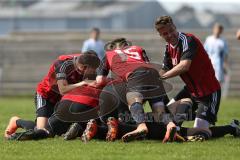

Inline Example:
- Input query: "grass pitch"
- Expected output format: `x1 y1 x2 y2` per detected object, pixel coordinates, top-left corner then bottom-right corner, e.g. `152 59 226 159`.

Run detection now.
0 97 240 160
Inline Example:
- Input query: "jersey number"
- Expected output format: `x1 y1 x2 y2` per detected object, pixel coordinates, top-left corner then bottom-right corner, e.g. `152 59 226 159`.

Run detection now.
115 48 141 61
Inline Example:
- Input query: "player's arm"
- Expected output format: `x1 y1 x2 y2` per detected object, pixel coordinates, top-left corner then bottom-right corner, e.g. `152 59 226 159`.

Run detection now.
159 46 173 76
54 60 88 95
161 60 192 79
161 37 197 80
96 56 110 85
57 80 87 95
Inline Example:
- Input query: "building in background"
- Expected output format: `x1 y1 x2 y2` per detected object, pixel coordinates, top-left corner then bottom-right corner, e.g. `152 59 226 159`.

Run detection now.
0 0 168 35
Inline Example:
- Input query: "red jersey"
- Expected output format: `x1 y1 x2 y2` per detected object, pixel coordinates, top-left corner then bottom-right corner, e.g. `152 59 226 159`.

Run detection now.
162 32 220 98
36 54 84 104
61 86 101 107
98 45 152 80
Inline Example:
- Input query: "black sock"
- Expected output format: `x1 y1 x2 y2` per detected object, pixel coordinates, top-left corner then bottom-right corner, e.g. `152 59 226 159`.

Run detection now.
210 125 235 138
16 119 36 130
31 129 49 140
180 127 211 139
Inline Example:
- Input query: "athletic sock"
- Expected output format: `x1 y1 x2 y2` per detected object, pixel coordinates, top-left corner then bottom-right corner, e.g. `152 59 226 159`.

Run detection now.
175 102 192 123
210 125 235 138
129 102 145 124
180 127 211 139
16 119 36 130
31 129 49 140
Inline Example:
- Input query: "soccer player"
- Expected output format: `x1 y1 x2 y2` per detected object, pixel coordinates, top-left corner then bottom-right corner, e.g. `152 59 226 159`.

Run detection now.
63 97 240 143
95 37 173 141
7 87 240 142
4 51 100 138
6 84 101 141
155 16 221 131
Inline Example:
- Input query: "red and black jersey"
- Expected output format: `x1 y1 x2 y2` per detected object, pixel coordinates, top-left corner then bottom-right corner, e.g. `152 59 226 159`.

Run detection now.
36 54 84 104
61 86 101 107
162 32 220 98
97 45 152 80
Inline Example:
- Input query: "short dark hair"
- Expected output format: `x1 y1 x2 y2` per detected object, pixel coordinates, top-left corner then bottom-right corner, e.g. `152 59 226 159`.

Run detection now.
77 51 100 68
91 27 100 33
104 38 132 51
155 16 174 28
83 50 98 57
213 23 224 30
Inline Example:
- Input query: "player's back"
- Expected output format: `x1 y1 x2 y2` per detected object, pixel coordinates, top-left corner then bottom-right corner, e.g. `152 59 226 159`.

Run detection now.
105 45 151 79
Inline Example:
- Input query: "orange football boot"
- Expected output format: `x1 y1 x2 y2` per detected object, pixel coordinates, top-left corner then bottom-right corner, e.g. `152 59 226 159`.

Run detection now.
106 117 118 142
81 119 98 142
4 116 20 138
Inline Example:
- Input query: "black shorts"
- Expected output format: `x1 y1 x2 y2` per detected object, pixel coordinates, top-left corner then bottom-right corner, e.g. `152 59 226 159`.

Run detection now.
194 89 221 125
54 100 96 122
173 86 192 101
35 93 55 118
126 67 167 99
46 100 93 136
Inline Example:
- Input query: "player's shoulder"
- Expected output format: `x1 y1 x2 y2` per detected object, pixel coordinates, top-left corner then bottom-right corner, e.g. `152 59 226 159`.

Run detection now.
127 45 144 53
179 32 200 44
179 32 195 40
83 38 93 44
57 53 81 61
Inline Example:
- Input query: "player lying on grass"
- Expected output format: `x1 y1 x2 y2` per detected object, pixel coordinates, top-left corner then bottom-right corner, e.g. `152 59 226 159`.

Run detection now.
8 94 240 142
62 81 239 143
95 37 177 141
66 95 240 143
5 83 104 141
4 51 100 139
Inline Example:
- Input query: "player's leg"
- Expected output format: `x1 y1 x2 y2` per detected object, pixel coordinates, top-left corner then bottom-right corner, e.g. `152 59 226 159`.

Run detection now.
179 127 212 142
167 86 191 106
35 93 55 129
167 98 194 126
9 100 93 141
210 119 240 138
4 116 21 138
193 90 221 129
54 100 92 140
7 114 70 141
179 119 240 142
124 91 148 134
98 84 122 123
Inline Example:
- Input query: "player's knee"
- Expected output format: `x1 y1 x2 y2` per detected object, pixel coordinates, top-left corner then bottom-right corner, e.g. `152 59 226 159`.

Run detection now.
36 117 48 129
126 92 143 106
180 98 192 105
194 118 210 128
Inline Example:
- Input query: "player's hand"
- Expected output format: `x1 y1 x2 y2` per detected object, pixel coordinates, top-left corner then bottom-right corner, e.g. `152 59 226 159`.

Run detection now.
86 80 98 88
96 76 108 85
78 81 88 87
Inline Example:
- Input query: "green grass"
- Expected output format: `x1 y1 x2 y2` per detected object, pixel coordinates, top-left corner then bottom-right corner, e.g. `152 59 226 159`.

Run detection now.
0 97 240 160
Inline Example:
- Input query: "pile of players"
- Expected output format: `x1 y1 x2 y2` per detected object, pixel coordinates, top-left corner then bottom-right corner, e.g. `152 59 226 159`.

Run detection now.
4 16 240 143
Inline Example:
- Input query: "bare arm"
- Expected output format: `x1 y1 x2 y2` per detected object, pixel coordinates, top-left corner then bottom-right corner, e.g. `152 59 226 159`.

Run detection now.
161 60 192 80
159 69 167 76
57 79 87 95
